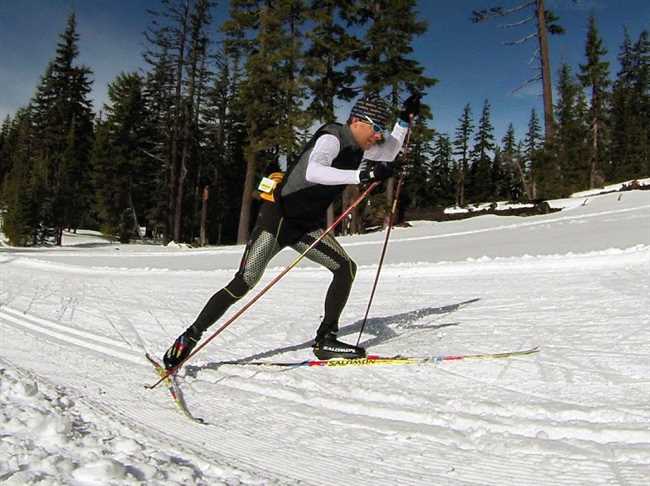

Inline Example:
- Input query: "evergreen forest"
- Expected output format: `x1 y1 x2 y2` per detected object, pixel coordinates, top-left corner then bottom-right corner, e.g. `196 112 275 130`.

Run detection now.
0 1 647 247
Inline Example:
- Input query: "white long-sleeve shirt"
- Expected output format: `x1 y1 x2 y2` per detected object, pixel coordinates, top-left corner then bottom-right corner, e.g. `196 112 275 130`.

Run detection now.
305 121 409 185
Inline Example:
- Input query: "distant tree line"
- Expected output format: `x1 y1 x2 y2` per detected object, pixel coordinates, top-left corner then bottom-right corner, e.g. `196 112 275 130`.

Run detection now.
444 13 649 207
0 2 647 247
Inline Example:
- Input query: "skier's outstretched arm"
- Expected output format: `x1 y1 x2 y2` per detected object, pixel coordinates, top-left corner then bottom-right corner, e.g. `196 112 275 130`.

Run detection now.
364 93 422 162
305 134 361 185
362 121 409 162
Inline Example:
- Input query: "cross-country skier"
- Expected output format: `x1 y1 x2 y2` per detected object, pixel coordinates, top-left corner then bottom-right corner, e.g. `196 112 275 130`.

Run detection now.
163 93 421 369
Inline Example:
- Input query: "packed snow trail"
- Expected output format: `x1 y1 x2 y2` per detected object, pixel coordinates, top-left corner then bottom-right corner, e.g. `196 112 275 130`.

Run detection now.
2 190 648 270
1 189 649 485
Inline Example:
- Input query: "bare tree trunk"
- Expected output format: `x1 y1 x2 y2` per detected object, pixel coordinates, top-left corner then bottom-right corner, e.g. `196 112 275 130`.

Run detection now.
168 0 190 242
325 69 336 230
456 162 466 207
174 2 208 243
340 187 351 235
383 177 394 228
173 108 189 242
128 187 141 238
200 186 208 246
536 0 554 140
340 186 360 235
237 152 257 244
511 155 533 201
326 204 334 229
348 185 360 233
590 117 599 188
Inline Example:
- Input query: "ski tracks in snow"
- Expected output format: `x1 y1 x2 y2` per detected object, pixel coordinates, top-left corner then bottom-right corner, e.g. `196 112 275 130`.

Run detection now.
1 200 650 484
2 254 650 484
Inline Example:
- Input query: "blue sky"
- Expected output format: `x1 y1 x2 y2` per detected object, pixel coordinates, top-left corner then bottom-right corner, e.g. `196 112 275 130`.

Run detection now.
0 0 648 143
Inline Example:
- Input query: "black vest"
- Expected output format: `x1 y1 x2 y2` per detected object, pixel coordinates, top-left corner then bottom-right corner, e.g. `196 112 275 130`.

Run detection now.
280 123 364 229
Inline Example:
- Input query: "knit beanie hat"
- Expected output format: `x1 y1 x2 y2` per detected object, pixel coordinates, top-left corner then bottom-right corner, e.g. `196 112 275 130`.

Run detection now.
349 94 391 131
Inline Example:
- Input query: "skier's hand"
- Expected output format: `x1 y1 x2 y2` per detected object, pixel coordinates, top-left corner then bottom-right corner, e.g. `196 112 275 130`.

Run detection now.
399 93 422 123
359 162 394 184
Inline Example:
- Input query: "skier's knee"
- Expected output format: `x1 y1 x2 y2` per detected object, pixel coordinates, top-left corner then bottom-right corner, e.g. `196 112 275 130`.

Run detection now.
348 259 357 282
224 275 251 300
334 258 356 285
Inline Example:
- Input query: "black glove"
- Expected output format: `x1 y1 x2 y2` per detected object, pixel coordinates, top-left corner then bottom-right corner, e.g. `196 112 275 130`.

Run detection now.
399 93 422 123
359 162 394 184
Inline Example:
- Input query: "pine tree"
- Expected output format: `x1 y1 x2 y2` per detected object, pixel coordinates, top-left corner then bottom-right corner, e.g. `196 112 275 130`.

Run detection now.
142 0 217 243
199 54 228 246
524 109 562 199
610 29 636 181
611 29 650 181
175 0 213 243
92 72 152 242
468 99 496 202
28 13 95 245
144 0 190 243
633 30 650 177
91 121 117 235
357 0 436 227
1 108 53 245
472 1 566 140
525 109 543 199
554 63 589 192
403 118 435 209
232 0 310 243
302 0 362 230
430 133 455 206
200 47 247 245
142 37 175 240
162 0 191 243
489 147 504 200
578 14 610 188
221 58 248 244
357 0 435 97
501 124 529 201
0 115 12 187
533 140 564 199
453 104 474 207
2 110 32 245
303 0 359 123
215 5 258 245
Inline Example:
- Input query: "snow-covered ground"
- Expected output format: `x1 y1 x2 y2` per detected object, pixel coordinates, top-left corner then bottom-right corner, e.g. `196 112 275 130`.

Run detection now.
444 177 650 214
1 189 649 485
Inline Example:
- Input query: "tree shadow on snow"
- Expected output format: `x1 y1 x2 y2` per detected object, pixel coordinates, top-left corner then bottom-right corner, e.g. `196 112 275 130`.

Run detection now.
191 298 480 372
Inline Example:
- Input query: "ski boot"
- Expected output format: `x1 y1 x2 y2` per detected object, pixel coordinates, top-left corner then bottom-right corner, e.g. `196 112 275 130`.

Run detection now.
163 327 201 370
312 332 366 360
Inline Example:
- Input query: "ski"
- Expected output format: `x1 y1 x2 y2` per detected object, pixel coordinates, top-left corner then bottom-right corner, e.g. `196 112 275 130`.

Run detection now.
144 353 205 424
211 346 540 368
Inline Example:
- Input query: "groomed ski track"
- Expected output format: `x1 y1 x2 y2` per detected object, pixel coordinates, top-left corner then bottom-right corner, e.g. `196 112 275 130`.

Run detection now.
1 190 649 485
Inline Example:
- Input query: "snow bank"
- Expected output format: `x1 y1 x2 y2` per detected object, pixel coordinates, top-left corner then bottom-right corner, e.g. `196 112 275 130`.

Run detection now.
444 201 538 214
0 364 247 485
165 241 193 249
444 177 650 214
570 177 650 198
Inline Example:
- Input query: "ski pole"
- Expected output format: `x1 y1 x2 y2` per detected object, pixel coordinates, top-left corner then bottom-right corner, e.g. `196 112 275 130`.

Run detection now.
147 180 380 389
356 116 414 346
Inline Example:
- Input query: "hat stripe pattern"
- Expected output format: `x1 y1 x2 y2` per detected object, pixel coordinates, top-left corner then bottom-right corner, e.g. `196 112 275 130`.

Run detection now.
350 95 391 130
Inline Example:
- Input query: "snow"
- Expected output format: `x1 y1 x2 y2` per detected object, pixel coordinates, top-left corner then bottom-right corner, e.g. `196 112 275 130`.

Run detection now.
443 177 650 214
570 177 650 198
0 366 239 485
1 188 649 485
444 201 536 213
